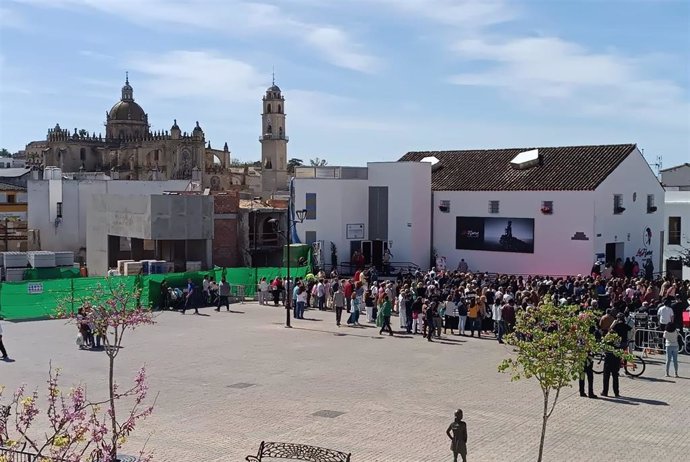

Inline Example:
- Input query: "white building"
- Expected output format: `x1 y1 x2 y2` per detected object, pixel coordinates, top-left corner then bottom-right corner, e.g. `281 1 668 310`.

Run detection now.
295 144 665 277
661 163 690 280
293 162 432 271
28 168 191 261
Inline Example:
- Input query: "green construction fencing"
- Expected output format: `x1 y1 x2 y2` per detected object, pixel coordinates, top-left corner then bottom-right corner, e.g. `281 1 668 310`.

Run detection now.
0 265 311 321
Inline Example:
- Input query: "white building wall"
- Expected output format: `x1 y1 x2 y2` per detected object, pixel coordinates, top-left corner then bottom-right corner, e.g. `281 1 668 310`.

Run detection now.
368 162 431 269
28 178 190 257
433 190 595 275
593 148 665 274
294 162 432 270
663 190 690 280
293 178 367 267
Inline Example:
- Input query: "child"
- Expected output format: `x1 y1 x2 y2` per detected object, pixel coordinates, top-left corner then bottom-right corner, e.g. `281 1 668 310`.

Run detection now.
446 409 468 462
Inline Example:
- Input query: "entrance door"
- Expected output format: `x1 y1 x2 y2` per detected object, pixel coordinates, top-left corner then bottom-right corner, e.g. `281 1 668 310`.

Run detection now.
666 259 682 279
605 242 624 264
361 240 372 265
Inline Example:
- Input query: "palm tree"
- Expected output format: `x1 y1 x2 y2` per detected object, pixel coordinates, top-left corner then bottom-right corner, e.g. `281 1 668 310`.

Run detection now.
310 157 328 167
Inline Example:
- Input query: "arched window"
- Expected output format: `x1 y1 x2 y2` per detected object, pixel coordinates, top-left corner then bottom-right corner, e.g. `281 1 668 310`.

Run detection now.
267 124 272 134
278 104 282 113
80 148 86 161
279 127 283 137
267 104 272 113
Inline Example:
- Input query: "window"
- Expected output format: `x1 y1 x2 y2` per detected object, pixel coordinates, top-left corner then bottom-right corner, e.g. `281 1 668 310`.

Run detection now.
541 200 553 214
668 216 681 245
80 148 86 161
613 194 624 214
278 104 282 113
56 202 63 218
7 194 16 204
267 104 272 113
305 231 317 245
646 194 656 213
305 193 316 220
488 200 499 214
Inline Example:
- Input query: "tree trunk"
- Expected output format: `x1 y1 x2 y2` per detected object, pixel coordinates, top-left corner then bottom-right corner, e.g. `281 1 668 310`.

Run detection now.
109 354 117 462
538 391 549 462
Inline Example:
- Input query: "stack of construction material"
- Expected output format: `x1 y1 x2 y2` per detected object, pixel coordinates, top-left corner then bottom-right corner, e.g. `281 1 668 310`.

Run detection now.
117 260 134 275
123 261 143 276
28 251 56 268
54 251 75 267
2 251 28 269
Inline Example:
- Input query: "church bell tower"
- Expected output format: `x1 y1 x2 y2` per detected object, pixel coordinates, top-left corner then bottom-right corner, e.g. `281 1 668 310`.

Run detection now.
260 78 288 195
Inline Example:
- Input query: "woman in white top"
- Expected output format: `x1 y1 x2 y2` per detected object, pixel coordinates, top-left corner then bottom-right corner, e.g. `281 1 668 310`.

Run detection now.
444 297 459 335
663 322 680 378
258 277 269 305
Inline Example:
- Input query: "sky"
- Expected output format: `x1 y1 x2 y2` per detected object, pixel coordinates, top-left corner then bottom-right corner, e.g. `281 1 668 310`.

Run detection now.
0 0 688 168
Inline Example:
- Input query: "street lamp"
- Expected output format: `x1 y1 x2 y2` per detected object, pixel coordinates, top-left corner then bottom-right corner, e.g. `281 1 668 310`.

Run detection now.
269 207 307 328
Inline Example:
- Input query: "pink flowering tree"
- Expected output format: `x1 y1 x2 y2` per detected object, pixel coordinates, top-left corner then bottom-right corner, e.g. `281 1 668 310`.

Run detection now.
0 365 154 462
0 278 159 462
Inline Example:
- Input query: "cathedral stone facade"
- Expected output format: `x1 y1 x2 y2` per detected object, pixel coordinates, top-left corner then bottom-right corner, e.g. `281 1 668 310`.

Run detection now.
23 75 290 196
23 76 236 191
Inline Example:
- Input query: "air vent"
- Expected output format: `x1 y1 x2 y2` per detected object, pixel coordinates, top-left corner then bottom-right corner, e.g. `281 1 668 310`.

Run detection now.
510 149 540 170
420 156 442 171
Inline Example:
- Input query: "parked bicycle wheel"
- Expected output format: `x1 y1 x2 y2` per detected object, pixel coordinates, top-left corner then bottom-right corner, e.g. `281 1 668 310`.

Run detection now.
683 333 690 355
592 354 605 375
624 355 646 377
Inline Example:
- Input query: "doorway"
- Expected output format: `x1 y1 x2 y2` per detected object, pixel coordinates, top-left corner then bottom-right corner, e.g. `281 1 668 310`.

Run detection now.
666 259 682 279
605 242 624 264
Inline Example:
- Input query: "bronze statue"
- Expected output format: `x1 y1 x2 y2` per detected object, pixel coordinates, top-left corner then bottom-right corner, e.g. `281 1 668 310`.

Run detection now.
446 408 467 462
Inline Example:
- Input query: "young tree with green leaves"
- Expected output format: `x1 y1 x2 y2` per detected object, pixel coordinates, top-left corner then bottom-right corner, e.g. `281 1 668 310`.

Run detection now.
498 303 621 462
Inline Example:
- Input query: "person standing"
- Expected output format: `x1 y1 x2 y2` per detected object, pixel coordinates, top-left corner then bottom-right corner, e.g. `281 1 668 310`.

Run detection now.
258 277 269 305
444 296 459 335
182 278 198 314
663 322 680 378
333 286 345 327
579 353 597 398
316 279 326 311
467 296 480 338
343 279 353 313
379 295 393 336
446 409 468 462
215 277 230 312
202 275 210 304
0 320 9 360
295 286 307 319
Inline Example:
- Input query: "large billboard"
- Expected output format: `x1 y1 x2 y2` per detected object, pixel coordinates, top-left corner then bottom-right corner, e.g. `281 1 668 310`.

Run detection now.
456 217 535 253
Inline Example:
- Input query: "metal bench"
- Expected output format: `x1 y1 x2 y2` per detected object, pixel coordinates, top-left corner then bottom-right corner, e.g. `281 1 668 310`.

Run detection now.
246 441 351 462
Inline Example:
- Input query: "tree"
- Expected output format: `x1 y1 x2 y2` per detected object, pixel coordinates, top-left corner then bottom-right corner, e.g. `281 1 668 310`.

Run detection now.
0 148 11 158
309 157 327 167
498 303 622 462
287 158 303 173
230 159 261 168
1 365 154 462
53 279 156 462
78 129 89 138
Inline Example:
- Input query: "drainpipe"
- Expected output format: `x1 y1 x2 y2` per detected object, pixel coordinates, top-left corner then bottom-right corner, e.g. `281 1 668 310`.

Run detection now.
430 191 435 271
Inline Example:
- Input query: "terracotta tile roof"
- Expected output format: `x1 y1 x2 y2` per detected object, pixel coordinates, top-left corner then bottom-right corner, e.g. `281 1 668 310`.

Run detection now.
399 144 637 191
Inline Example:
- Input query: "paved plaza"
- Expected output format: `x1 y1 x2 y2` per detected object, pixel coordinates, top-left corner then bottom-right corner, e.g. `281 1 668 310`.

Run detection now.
1 302 689 461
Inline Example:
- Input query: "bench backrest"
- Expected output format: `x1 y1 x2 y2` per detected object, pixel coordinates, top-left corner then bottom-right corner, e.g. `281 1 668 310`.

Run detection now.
259 441 351 462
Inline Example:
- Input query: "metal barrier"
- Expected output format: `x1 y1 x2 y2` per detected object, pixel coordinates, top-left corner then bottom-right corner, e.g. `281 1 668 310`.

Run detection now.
0 447 51 462
631 327 666 356
229 284 247 304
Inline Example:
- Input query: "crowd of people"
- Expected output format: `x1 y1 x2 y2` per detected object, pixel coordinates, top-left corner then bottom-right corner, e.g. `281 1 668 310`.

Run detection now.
258 264 689 393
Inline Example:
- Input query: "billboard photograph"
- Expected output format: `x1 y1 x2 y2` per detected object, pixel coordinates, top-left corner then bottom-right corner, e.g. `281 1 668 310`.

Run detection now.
456 217 535 253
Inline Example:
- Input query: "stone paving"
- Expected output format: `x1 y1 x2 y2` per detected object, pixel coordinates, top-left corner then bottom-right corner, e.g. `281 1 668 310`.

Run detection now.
1 302 689 461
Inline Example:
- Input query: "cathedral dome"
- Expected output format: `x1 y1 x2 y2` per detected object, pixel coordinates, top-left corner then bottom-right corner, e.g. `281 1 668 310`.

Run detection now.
267 84 281 92
108 73 147 122
108 100 146 122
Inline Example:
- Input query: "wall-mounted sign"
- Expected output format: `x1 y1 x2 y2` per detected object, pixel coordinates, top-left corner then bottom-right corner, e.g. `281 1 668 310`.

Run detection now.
346 223 364 240
28 282 43 295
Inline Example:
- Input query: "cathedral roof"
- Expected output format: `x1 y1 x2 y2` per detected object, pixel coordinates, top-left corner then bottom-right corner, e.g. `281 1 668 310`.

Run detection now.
108 73 147 123
108 100 146 122
267 84 281 92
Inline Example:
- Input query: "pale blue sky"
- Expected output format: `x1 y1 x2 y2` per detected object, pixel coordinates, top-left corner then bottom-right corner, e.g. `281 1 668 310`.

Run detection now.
1 0 688 168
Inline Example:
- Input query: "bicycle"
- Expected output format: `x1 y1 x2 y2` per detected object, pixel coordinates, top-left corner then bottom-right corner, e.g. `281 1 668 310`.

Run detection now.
592 349 646 377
